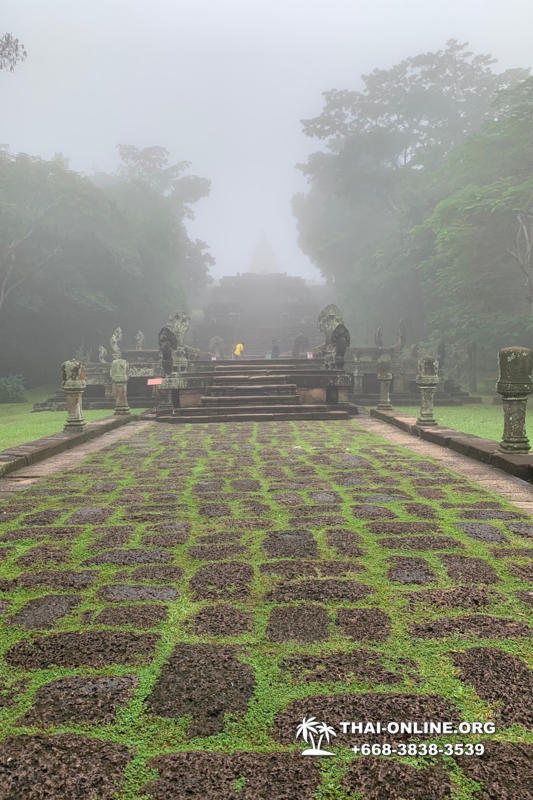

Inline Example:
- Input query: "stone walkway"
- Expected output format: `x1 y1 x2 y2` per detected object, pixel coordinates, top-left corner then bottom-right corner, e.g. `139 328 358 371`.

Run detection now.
359 416 533 515
0 420 153 497
0 419 531 799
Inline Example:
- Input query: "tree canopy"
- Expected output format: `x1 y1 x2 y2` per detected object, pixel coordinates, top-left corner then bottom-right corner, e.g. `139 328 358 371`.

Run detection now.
0 33 27 72
0 147 213 382
293 41 532 377
417 78 533 357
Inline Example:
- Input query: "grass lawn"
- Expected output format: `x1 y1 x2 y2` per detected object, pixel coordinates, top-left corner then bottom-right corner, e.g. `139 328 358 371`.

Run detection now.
387 399 533 442
0 385 126 451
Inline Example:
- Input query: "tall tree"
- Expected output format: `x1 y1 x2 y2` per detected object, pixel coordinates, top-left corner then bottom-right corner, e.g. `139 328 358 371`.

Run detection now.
0 146 213 381
293 41 529 344
0 33 27 71
417 77 533 354
105 144 214 298
301 40 526 167
0 151 130 318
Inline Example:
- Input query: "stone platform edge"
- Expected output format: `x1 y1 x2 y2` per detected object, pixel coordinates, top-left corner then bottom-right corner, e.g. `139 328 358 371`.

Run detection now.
0 415 139 478
370 408 533 483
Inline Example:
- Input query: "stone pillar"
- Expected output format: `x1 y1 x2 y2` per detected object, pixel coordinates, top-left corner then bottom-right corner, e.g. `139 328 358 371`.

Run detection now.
110 358 130 415
158 379 175 415
61 359 87 432
377 353 393 410
496 346 533 453
157 374 189 416
416 356 439 426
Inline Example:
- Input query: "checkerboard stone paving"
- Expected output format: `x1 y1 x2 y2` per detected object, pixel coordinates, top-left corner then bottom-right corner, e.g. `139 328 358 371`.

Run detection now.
0 419 531 799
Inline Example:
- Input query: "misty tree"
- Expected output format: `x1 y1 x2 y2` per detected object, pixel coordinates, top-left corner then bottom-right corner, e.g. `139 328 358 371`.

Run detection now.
0 150 141 379
0 33 27 72
117 144 210 208
507 209 533 314
106 144 214 295
417 77 533 360
301 40 527 167
0 146 213 381
0 152 109 317
293 40 529 349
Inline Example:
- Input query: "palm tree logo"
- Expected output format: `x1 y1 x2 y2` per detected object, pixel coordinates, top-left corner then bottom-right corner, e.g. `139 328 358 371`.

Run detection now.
295 716 337 756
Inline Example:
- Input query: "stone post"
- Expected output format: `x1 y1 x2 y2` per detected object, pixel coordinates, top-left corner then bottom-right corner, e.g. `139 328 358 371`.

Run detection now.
416 356 439 426
376 353 393 410
496 346 533 453
157 374 189 416
158 378 175 415
61 359 87 432
110 358 130 415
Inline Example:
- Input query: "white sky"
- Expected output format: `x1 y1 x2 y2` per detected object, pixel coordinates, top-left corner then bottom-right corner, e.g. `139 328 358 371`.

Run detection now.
3 0 533 279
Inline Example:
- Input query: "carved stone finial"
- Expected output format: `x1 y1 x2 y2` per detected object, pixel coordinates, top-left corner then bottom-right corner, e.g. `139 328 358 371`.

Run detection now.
98 345 108 364
110 327 122 360
135 330 145 350
110 358 129 384
61 359 86 389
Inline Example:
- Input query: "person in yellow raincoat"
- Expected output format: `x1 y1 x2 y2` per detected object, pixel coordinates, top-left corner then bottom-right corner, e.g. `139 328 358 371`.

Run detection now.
233 342 244 359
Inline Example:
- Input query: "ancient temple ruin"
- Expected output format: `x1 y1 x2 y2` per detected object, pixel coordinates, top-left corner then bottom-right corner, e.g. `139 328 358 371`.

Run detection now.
190 270 333 356
34 289 480 417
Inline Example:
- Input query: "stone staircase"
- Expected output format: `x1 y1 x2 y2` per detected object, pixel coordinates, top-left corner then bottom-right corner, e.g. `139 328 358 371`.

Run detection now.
157 358 356 423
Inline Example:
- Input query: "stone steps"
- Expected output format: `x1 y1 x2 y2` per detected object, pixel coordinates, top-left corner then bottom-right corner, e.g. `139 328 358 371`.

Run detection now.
208 383 298 395
200 394 300 406
209 366 317 373
155 356 356 424
158 409 351 423
179 403 327 416
211 374 292 384
208 358 314 367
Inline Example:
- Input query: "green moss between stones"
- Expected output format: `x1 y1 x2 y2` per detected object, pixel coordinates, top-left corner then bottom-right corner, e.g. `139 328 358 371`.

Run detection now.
0 419 531 800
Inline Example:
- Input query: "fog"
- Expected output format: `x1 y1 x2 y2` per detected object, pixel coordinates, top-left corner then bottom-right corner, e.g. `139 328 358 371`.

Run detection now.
3 0 533 279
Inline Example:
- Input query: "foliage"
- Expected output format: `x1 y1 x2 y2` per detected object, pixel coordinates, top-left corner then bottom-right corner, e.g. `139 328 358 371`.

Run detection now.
293 40 531 368
0 33 27 72
116 144 211 212
0 374 25 403
0 146 213 382
301 40 525 160
416 78 533 367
